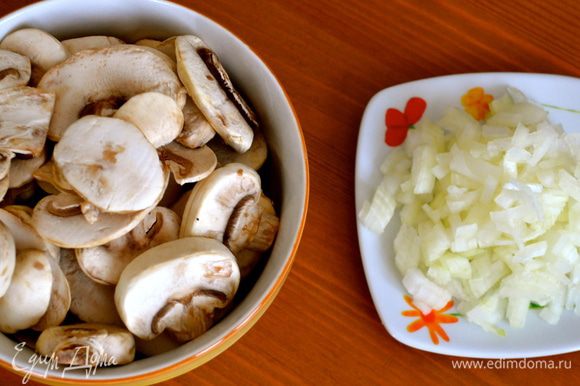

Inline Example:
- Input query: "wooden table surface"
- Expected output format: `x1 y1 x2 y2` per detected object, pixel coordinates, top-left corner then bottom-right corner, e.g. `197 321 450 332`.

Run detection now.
1 0 580 385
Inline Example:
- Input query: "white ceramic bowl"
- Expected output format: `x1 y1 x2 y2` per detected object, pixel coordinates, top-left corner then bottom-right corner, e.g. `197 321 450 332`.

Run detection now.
0 0 309 384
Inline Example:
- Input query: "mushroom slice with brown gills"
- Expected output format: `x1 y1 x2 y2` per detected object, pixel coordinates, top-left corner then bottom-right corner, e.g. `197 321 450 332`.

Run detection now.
176 97 216 149
8 150 46 189
38 45 186 140
136 37 177 61
0 28 69 84
0 249 70 333
176 35 255 153
115 237 240 341
0 86 55 157
209 128 268 170
53 116 166 213
0 221 16 297
0 49 31 90
114 92 184 148
159 142 217 185
180 163 261 240
59 249 122 324
36 324 135 365
0 207 59 260
32 192 157 248
61 36 124 54
231 195 280 278
76 207 180 285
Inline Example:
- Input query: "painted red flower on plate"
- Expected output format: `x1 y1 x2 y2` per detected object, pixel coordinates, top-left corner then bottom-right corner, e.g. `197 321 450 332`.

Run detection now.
385 97 427 147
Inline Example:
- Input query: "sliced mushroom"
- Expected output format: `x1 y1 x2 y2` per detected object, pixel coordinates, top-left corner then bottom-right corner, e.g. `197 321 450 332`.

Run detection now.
175 35 254 153
176 97 216 149
115 236 240 341
224 193 279 277
0 49 31 90
59 249 121 324
33 161 60 194
0 175 8 202
0 28 69 84
180 163 261 240
53 116 166 213
223 196 262 254
246 194 280 252
0 221 16 297
32 192 157 248
0 207 59 260
209 128 268 170
76 207 180 285
38 45 186 140
114 92 184 148
33 254 71 331
0 249 68 333
159 142 217 185
36 324 135 365
0 150 14 180
0 86 55 157
8 151 46 189
61 36 124 54
136 37 176 61
51 161 74 193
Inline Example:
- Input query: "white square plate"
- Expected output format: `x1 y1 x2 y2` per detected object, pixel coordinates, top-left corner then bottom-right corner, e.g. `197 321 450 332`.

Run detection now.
355 73 580 358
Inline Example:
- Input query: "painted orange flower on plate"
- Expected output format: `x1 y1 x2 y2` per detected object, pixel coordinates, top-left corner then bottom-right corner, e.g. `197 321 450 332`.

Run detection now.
402 295 459 345
461 87 493 121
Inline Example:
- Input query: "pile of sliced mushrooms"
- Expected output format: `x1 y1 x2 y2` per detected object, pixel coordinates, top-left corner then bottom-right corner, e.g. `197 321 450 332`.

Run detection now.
0 29 279 366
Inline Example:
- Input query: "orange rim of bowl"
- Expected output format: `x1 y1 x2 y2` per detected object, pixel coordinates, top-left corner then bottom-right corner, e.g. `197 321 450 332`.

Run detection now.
0 1 310 384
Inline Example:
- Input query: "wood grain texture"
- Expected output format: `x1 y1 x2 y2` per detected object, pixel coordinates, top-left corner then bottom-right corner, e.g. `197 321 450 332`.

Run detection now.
1 0 580 385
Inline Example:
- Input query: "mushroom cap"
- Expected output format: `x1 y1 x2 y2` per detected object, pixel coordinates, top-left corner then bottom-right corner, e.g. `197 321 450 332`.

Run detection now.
38 45 186 140
61 36 124 54
0 249 53 333
159 142 217 185
0 207 59 260
53 116 166 213
8 151 46 189
59 249 122 325
0 221 16 297
76 207 180 285
36 324 135 365
115 237 240 341
0 28 69 84
209 128 268 170
0 49 31 90
176 97 216 149
0 86 55 157
175 35 254 153
114 92 184 148
32 192 157 248
180 163 261 241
